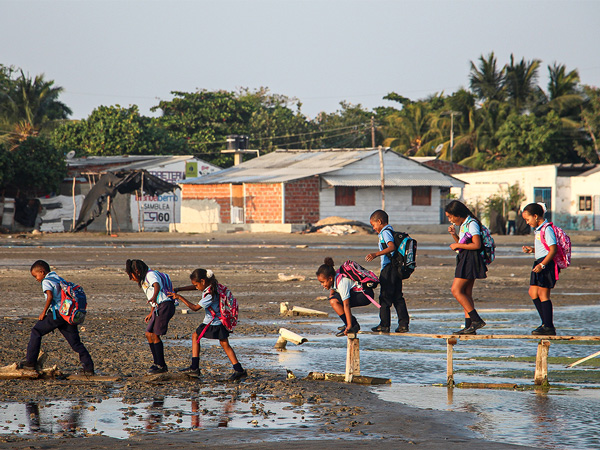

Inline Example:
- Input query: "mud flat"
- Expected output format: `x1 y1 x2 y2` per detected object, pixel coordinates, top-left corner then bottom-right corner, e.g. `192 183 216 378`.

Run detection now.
1 231 597 449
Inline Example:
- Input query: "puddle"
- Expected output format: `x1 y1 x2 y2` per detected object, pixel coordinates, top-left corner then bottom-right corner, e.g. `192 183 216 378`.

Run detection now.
229 305 600 450
0 392 316 439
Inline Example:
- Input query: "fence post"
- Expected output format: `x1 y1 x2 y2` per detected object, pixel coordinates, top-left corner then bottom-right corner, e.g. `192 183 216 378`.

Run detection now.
345 334 360 382
447 337 458 386
534 340 551 385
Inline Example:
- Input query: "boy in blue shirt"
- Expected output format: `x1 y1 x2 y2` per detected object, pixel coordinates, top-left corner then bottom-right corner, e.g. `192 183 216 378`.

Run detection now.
365 210 410 333
22 260 94 375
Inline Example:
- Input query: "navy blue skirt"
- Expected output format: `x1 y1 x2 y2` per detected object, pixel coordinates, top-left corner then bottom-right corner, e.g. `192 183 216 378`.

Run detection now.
196 323 230 340
455 249 488 279
530 258 558 289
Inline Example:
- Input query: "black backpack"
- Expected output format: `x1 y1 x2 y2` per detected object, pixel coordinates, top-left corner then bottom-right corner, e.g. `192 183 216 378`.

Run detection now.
387 231 417 279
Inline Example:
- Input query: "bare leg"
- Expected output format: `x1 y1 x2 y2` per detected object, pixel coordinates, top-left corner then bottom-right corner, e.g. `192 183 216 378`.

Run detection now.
220 339 239 365
451 278 476 315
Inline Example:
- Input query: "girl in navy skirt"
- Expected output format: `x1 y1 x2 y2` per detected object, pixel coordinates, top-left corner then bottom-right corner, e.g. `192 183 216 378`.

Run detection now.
522 203 558 336
171 268 247 382
126 259 176 374
445 200 487 335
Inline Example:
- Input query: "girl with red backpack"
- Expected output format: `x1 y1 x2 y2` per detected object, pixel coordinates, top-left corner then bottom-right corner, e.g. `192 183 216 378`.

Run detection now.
170 268 247 382
445 200 488 335
316 257 375 337
522 203 559 336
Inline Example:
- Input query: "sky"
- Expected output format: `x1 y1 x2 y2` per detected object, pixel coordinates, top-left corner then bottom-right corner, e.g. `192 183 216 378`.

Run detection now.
1 0 599 120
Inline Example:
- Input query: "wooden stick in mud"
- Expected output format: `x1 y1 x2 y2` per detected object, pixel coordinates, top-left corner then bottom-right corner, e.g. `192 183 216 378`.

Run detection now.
565 350 600 368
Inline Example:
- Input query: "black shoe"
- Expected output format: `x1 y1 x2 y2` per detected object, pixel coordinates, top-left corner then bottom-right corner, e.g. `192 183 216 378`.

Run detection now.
228 369 247 382
371 325 390 333
180 366 201 377
395 325 409 333
19 361 37 371
347 323 360 335
338 324 346 331
457 320 486 335
335 329 347 337
82 369 95 376
148 365 168 374
532 325 556 336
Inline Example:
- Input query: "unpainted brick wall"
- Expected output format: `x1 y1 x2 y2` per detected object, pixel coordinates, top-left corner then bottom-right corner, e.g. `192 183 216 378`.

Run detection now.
284 177 320 223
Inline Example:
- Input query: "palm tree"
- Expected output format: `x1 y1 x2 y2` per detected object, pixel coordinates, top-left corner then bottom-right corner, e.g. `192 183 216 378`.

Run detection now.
469 52 506 103
503 54 542 113
0 70 71 150
381 102 439 155
545 63 584 117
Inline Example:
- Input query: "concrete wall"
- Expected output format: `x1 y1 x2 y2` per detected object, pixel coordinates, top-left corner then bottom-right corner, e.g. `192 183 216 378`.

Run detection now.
181 184 232 224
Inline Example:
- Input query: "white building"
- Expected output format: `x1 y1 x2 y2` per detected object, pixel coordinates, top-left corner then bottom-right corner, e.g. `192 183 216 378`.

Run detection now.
451 163 599 230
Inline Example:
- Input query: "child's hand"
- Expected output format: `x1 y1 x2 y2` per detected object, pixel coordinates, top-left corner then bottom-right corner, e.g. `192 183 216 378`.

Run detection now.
450 243 460 251
522 246 533 254
168 292 181 300
365 253 377 262
144 312 152 323
38 312 46 321
448 225 457 236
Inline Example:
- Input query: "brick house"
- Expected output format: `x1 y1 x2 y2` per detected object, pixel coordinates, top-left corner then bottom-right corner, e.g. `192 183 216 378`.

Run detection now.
177 148 465 232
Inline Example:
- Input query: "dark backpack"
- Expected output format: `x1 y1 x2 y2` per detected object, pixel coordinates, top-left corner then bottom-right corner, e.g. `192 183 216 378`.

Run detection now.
389 231 417 279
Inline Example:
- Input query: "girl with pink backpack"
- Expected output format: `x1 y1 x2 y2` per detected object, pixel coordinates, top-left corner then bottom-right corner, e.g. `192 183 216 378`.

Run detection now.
522 203 570 336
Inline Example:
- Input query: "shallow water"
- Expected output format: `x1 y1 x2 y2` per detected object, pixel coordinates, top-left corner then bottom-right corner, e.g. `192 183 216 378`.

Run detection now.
0 392 316 439
236 305 600 450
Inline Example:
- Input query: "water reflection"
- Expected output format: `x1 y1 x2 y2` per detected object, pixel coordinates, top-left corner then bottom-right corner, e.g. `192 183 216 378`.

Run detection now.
0 394 313 439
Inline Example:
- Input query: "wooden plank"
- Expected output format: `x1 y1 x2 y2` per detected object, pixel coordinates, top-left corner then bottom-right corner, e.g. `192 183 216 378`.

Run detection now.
360 332 600 341
456 382 518 389
534 340 551 386
566 350 600 368
306 372 390 385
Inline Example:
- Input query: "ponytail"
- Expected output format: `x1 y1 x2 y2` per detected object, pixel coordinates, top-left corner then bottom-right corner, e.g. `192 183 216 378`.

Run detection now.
316 257 336 278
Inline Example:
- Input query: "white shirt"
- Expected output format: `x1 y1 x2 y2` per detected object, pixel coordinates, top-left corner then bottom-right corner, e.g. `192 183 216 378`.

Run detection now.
142 270 170 305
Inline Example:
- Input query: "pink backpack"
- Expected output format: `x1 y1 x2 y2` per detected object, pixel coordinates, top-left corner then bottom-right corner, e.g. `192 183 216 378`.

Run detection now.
197 283 239 342
336 260 381 308
540 222 571 279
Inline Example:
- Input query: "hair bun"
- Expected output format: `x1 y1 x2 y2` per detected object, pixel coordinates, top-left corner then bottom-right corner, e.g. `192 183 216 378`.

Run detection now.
206 269 214 278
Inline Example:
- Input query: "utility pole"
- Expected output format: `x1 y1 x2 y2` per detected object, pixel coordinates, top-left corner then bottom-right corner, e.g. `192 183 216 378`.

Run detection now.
373 116 385 210
442 111 461 162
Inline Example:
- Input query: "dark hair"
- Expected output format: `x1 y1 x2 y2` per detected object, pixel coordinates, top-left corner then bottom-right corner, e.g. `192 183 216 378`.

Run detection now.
30 260 50 273
190 268 219 299
125 259 149 288
316 257 336 278
523 203 545 217
445 200 477 219
370 209 389 224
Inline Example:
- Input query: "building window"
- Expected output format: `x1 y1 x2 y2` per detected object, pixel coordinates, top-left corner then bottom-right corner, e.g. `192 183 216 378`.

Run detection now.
579 195 592 211
412 186 431 206
335 186 355 206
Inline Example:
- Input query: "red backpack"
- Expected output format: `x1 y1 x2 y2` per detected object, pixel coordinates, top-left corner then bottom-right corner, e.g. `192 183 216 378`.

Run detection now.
197 283 239 342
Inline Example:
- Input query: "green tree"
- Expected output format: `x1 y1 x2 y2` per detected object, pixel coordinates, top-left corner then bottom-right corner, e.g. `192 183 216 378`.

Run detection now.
0 69 71 151
503 55 542 113
313 101 374 148
50 105 187 156
5 137 66 196
469 52 506 103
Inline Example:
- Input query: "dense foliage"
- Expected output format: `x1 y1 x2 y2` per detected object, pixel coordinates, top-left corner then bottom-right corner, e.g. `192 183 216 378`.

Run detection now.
2 52 600 195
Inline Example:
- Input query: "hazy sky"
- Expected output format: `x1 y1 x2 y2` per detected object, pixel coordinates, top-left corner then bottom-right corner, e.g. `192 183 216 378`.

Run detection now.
2 0 599 120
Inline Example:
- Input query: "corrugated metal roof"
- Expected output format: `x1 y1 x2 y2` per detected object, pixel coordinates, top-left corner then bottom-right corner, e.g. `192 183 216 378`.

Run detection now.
179 148 465 188
322 172 462 188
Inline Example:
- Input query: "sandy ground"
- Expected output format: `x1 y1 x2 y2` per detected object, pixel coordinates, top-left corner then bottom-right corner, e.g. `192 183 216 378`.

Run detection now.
0 230 598 449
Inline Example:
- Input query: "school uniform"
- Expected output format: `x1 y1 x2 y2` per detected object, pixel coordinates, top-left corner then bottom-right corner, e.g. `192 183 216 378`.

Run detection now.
455 217 488 279
378 225 409 328
143 270 175 336
25 272 94 372
196 286 230 341
531 220 558 289
330 275 374 307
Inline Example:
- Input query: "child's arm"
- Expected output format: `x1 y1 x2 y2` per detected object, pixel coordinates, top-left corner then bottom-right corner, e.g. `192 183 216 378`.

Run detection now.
38 291 53 321
522 245 534 253
169 292 202 311
365 240 396 262
145 282 161 323
448 225 459 243
174 285 195 293
450 234 481 251
532 244 558 273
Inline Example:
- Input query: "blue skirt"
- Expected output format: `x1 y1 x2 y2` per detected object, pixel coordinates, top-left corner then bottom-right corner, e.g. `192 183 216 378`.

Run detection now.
455 249 487 279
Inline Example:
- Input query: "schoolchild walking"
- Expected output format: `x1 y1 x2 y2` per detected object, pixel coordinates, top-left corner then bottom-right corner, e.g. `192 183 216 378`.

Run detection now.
316 257 374 336
445 200 487 335
170 269 247 381
125 259 175 374
365 209 410 333
21 260 94 375
522 203 558 336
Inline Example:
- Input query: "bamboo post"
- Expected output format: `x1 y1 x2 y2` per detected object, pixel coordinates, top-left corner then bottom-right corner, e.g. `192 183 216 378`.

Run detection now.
446 337 457 386
345 335 360 382
534 339 551 385
136 189 142 233
140 174 145 232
